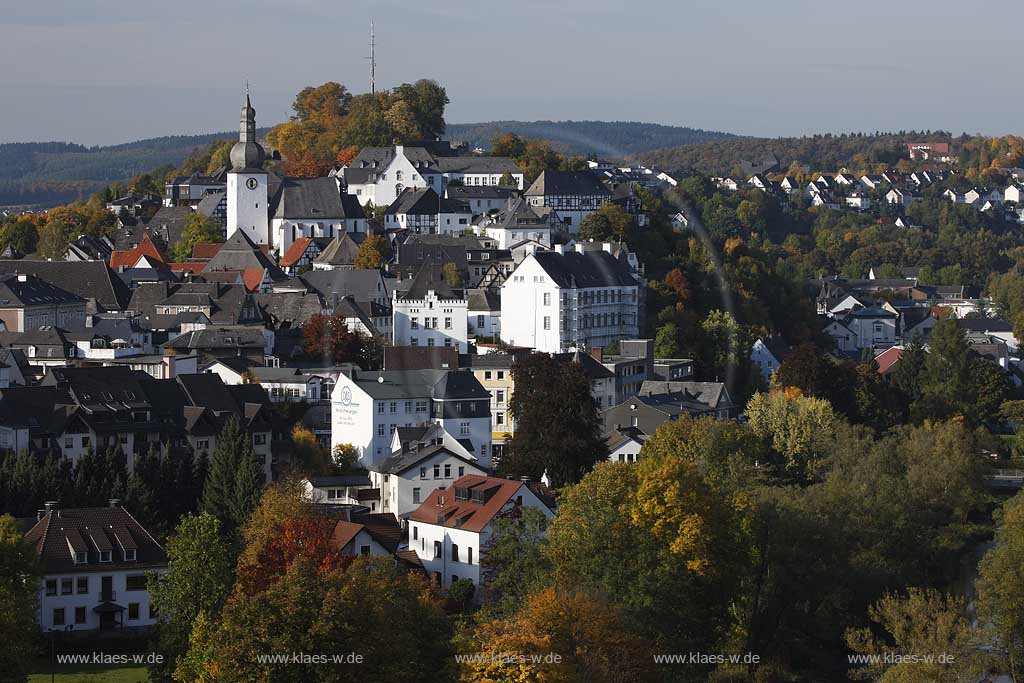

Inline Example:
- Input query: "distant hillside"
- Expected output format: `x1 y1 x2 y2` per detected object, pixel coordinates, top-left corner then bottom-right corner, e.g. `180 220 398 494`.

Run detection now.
0 131 270 207
635 131 957 176
445 120 739 158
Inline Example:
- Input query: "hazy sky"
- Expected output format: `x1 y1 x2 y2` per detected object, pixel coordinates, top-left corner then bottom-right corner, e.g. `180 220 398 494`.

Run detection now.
2 0 1021 146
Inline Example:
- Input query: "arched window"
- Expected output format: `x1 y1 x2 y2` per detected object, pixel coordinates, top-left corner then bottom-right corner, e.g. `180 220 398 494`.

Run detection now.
395 183 404 195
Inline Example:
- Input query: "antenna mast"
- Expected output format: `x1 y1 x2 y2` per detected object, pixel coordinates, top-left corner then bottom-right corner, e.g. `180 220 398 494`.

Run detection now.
369 21 376 95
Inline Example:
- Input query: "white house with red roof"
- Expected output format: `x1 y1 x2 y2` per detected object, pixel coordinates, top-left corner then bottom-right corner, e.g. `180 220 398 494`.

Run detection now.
407 475 555 593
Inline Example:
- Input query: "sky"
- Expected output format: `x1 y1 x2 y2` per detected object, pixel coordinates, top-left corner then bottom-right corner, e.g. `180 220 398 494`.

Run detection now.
1 0 1021 146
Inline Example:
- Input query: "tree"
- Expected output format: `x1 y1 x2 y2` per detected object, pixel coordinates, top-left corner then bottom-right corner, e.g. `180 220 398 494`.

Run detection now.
353 233 389 269
0 514 39 683
463 587 655 683
171 212 222 262
497 171 516 187
654 321 681 358
480 507 551 615
499 354 607 486
579 204 635 242
332 443 358 472
0 216 40 255
201 417 262 539
302 313 371 366
892 336 927 404
746 389 838 478
977 491 1024 680
289 425 333 476
846 589 974 682
149 513 234 680
441 261 463 287
36 217 69 260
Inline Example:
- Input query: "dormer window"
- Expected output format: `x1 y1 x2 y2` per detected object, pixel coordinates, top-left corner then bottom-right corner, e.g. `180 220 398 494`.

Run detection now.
74 551 87 564
124 549 136 562
100 550 112 563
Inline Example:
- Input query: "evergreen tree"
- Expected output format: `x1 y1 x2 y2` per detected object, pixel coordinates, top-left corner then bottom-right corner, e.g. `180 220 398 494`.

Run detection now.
202 418 261 538
499 354 607 486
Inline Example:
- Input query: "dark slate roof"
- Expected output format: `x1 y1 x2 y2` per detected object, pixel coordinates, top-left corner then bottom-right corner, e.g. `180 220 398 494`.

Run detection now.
255 291 323 327
0 260 129 311
958 317 1014 333
432 369 492 400
637 381 731 411
0 273 83 307
202 231 287 281
144 205 194 248
312 233 361 267
555 350 615 380
164 326 266 352
467 288 500 311
491 198 551 230
434 156 522 175
127 281 259 325
371 442 476 476
25 504 166 574
446 186 519 202
848 305 898 319
348 368 487 400
525 170 612 197
399 261 463 301
270 177 364 220
386 187 470 216
300 269 388 307
309 474 372 488
530 250 637 289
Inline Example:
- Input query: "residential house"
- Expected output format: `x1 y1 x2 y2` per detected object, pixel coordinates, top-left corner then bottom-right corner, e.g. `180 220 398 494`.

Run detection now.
524 170 612 231
0 273 85 332
392 265 468 352
751 337 792 383
384 187 473 236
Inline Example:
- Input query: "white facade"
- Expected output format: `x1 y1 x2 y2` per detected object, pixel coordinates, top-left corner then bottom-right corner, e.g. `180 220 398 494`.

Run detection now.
273 216 366 255
407 482 553 591
347 147 443 208
370 449 486 519
227 170 270 246
392 291 469 353
39 567 164 632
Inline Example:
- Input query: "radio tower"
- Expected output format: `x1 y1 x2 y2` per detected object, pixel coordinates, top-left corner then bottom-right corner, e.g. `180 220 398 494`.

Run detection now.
368 21 376 95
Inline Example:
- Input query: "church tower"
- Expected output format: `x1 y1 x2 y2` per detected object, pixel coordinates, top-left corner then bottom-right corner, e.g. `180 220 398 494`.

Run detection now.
226 92 269 246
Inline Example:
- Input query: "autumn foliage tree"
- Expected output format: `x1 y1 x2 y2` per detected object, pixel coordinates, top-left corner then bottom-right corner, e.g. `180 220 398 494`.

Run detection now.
353 233 390 269
302 313 372 366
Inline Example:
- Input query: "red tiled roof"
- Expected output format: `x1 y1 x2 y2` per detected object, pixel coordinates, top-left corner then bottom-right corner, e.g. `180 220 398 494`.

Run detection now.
191 242 223 260
242 268 265 292
331 521 364 552
169 262 206 274
409 475 547 533
875 346 903 375
279 237 313 268
109 232 165 269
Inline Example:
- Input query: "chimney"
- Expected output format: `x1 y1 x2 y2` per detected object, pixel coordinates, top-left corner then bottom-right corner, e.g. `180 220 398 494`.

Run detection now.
519 476 529 482
16 273 27 282
36 509 46 522
589 347 603 363
109 498 121 508
44 501 58 516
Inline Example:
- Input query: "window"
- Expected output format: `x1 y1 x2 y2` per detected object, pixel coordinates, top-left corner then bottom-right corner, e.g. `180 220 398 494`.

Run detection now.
45 579 57 596
404 401 413 413
389 401 397 414
419 466 427 479
61 578 73 595
434 541 442 559
126 575 147 591
497 371 504 380
496 412 505 426
543 316 550 330
433 464 441 478
444 464 451 478
543 292 551 306
377 401 385 414
458 466 465 477
451 544 459 562
377 424 385 436
77 577 88 594
444 317 452 329
53 608 65 626
360 545 371 556
496 390 505 404
415 401 428 412
128 603 140 620
411 317 419 329
124 549 136 562
75 606 86 624
413 488 421 504
484 371 492 380
100 550 112 563
477 315 485 328
460 422 470 436
74 551 86 564
468 547 473 565
413 526 418 540
253 434 266 446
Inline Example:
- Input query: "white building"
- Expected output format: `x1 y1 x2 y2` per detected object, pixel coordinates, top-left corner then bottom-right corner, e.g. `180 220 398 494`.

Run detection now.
331 368 492 468
382 187 473 236
343 145 444 208
478 198 554 249
392 266 469 352
407 475 555 591
367 424 487 519
501 243 640 353
270 177 368 254
27 501 166 632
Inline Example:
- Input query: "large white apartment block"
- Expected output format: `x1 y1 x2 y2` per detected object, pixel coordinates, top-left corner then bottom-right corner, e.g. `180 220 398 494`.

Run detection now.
331 368 492 469
501 243 640 353
393 267 469 353
407 475 554 592
26 501 166 632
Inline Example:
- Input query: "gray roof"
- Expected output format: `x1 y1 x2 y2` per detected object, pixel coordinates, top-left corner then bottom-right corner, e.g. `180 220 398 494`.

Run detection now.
399 261 463 301
467 288 500 312
446 186 519 201
0 273 83 307
386 187 470 216
312 233 361 267
0 260 129 311
270 177 365 220
164 326 265 351
637 381 731 410
144 205 194 248
434 156 522 175
254 291 324 327
202 230 287 281
300 269 389 307
525 170 611 197
528 250 637 289
348 368 487 400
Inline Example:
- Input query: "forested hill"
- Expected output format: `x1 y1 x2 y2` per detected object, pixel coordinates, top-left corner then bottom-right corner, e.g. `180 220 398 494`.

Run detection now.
0 131 268 207
446 120 740 157
635 131 959 177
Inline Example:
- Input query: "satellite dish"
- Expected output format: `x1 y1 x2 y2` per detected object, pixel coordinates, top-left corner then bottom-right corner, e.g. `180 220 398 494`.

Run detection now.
377 376 384 383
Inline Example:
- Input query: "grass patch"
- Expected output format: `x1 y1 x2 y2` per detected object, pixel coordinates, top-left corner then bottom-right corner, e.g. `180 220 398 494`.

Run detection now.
28 663 149 683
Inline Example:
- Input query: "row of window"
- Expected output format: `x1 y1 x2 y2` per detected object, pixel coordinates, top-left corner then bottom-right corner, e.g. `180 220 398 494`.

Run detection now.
410 317 453 330
409 528 476 565
377 400 429 415
45 574 146 596
52 602 152 626
418 463 467 481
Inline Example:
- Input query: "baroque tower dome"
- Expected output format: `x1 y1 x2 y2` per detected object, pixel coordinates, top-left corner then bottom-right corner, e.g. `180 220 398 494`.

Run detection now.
229 93 266 171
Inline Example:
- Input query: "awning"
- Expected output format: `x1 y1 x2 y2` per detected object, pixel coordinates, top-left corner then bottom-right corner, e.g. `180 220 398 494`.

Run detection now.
93 601 126 614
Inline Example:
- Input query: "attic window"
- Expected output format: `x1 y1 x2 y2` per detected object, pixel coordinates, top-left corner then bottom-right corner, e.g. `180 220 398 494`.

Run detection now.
99 550 112 563
124 549 136 561
73 551 87 564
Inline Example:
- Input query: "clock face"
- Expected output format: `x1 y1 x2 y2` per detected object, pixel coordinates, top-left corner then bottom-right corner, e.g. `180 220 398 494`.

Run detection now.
246 177 258 190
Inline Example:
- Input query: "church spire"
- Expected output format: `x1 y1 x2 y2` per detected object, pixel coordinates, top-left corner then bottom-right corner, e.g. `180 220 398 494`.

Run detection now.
230 88 264 171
